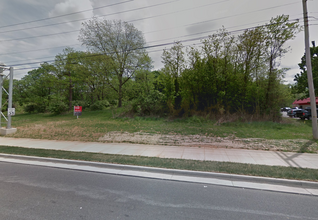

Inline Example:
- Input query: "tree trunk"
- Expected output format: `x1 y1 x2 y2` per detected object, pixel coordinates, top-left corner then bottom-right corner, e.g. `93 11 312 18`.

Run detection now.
69 72 72 111
266 55 276 116
118 75 123 107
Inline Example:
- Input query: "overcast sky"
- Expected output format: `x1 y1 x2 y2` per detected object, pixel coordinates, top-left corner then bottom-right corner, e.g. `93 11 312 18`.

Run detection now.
0 0 318 84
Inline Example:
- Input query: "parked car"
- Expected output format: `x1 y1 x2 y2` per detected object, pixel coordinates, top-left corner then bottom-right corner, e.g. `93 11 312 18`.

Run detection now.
298 107 318 120
295 109 310 120
287 108 302 118
281 107 291 112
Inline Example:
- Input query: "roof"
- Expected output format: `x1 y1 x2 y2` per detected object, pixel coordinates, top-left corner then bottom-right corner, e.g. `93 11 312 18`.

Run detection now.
293 97 318 105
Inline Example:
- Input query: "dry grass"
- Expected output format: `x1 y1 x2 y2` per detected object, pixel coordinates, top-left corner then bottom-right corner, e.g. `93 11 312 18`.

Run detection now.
0 145 318 181
14 120 106 142
6 110 318 153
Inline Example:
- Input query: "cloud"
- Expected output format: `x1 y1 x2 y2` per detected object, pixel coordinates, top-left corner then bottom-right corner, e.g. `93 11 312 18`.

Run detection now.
49 0 94 27
186 22 216 36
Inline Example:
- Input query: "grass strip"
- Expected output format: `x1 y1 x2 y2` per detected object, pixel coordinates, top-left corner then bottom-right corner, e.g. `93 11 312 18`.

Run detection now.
0 145 317 182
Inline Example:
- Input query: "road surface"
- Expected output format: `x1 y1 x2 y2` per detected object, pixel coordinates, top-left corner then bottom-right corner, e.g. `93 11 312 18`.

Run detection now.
0 161 317 220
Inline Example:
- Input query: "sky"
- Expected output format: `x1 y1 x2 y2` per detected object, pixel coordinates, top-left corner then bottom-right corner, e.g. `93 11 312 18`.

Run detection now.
0 0 318 84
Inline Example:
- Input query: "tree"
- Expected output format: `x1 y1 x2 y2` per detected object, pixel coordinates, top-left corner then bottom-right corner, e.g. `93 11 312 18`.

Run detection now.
161 41 185 112
15 63 58 113
78 18 152 107
237 27 265 111
200 28 237 113
54 47 80 110
263 15 300 116
293 42 318 97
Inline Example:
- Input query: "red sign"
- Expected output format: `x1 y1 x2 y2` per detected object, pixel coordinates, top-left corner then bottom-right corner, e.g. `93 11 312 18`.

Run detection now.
74 106 82 116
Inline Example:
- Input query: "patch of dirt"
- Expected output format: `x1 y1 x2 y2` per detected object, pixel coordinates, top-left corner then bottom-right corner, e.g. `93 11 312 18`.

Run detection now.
99 132 318 153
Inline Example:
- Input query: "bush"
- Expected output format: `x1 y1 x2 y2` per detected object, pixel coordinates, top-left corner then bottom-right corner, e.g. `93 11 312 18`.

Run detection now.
90 100 110 111
132 90 166 116
109 99 118 106
23 103 36 113
48 101 68 115
23 102 47 113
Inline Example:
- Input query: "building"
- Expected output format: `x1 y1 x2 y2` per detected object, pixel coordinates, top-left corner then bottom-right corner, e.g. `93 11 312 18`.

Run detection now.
292 97 318 109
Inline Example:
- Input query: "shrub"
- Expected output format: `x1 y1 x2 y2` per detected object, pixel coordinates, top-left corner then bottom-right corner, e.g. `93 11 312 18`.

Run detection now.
132 90 166 115
23 103 36 113
90 100 110 111
48 101 68 115
109 99 118 106
23 102 47 113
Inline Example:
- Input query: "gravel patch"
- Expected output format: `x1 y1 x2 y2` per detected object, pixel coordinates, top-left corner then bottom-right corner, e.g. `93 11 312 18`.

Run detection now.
99 132 318 152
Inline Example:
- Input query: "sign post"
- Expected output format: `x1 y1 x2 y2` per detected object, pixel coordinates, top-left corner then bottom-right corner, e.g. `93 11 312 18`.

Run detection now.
74 106 82 119
8 108 15 116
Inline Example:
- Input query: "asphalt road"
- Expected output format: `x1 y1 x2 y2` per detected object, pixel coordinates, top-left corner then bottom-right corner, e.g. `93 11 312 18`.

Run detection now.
0 162 317 220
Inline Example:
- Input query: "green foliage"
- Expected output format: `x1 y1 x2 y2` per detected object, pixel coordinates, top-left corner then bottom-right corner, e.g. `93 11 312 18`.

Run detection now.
23 103 37 114
132 90 166 115
23 102 47 113
293 43 318 97
157 15 300 120
13 15 300 121
48 101 68 115
79 18 152 107
90 100 110 111
109 99 118 106
185 115 205 124
130 70 155 98
1 145 318 181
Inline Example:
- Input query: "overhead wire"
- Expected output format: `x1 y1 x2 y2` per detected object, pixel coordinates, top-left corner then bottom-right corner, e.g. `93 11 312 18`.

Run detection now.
6 13 306 66
4 12 306 58
0 0 134 29
0 1 300 43
0 44 82 56
7 16 307 68
1 0 308 71
0 0 225 43
0 0 181 34
10 18 304 69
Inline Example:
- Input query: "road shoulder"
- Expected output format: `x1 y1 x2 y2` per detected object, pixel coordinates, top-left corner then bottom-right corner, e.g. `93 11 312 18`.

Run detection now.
1 153 317 196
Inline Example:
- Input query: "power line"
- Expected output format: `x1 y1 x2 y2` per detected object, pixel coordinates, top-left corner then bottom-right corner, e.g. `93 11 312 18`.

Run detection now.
10 18 302 69
1 1 306 71
0 0 180 34
13 47 177 71
0 44 82 56
104 0 229 27
146 17 302 44
2 11 305 58
0 0 133 29
145 14 304 35
0 30 79 43
6 13 304 67
0 0 224 43
0 1 300 43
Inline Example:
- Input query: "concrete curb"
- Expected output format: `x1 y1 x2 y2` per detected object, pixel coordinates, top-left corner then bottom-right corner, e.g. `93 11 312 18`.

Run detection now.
1 153 317 190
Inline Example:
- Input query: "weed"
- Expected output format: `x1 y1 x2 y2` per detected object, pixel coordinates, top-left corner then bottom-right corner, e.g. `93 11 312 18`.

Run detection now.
0 145 317 181
6 109 317 152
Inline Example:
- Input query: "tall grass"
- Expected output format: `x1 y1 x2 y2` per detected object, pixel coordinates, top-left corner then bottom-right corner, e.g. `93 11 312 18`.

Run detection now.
7 109 315 142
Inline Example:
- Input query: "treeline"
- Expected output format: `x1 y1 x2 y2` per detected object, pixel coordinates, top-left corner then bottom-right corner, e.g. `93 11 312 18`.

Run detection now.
8 15 298 120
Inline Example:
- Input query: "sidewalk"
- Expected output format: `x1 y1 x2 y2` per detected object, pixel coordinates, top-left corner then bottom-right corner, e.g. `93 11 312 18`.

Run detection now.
1 137 318 169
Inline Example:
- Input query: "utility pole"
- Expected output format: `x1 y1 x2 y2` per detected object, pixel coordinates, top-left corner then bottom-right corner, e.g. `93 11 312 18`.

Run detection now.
302 0 318 139
0 63 17 135
7 67 14 129
0 68 3 128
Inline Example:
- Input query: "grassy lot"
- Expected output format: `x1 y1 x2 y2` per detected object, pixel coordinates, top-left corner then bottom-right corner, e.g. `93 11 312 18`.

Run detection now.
0 145 317 182
6 109 316 141
2 110 318 181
